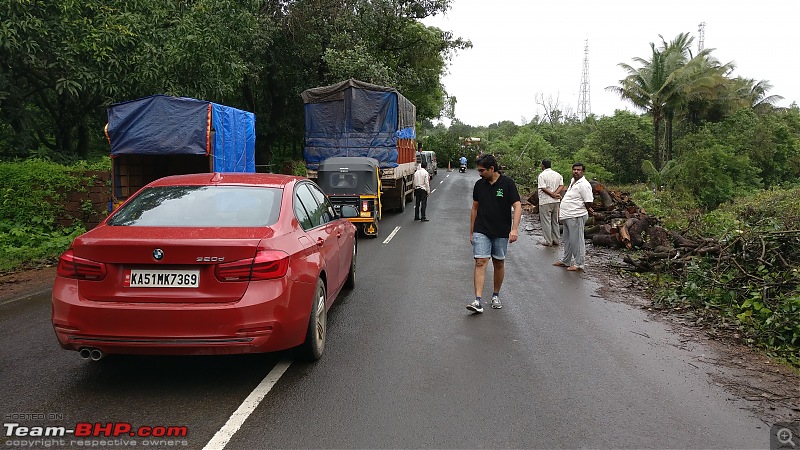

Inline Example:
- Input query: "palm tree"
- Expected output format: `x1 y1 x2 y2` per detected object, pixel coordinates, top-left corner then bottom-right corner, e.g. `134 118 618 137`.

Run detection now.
683 75 782 127
607 42 669 168
729 77 784 113
607 33 726 168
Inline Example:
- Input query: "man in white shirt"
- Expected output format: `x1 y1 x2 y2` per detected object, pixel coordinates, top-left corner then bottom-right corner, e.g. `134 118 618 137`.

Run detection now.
553 162 594 271
537 159 564 246
413 161 431 221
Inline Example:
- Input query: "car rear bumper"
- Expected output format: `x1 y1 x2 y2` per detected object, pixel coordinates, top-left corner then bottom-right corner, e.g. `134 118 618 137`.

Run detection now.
51 277 315 356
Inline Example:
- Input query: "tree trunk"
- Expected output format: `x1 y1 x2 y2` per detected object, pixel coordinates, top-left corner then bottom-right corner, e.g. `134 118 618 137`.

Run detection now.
665 110 674 163
55 122 73 155
652 110 662 169
77 122 89 158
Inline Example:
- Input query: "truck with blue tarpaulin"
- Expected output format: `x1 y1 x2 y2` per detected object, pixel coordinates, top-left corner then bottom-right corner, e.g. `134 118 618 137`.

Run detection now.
104 94 256 207
301 79 416 212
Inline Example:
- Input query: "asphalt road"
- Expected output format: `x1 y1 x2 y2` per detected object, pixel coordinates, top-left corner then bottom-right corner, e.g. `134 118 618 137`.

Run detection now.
0 170 770 449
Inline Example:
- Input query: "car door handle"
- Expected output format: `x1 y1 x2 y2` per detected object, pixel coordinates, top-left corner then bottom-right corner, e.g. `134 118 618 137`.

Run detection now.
317 237 325 246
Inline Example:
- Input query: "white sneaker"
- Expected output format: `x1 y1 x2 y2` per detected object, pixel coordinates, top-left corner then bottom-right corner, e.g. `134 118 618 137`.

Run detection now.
466 300 484 313
491 295 502 309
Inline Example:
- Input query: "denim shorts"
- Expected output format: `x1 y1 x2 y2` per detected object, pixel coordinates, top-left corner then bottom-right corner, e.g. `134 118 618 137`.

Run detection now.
472 232 508 260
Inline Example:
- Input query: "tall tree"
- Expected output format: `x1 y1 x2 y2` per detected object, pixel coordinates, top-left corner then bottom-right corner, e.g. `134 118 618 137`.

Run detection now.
252 0 469 161
0 0 264 158
607 33 725 168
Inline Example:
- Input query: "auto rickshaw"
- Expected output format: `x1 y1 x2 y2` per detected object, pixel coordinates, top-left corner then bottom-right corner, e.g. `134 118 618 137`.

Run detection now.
317 156 382 237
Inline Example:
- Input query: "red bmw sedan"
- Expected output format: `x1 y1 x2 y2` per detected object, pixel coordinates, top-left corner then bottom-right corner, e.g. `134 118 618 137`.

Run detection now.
52 172 358 361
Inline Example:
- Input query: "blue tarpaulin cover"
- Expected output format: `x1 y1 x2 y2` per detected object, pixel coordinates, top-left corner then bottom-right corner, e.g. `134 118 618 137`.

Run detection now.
106 94 255 172
302 79 416 170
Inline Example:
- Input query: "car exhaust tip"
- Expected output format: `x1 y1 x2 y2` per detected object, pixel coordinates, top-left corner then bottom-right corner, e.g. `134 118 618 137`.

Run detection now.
89 349 104 361
79 348 92 360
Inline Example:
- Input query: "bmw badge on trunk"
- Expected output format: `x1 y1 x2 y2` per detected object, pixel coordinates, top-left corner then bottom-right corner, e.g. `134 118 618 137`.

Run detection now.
152 248 164 261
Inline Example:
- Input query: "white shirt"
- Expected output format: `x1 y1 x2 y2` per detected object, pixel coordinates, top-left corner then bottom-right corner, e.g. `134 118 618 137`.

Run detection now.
413 167 430 193
558 176 593 220
538 168 564 205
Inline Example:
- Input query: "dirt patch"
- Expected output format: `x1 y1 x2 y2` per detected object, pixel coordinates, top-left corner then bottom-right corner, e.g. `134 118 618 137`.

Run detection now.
523 208 800 425
0 265 58 301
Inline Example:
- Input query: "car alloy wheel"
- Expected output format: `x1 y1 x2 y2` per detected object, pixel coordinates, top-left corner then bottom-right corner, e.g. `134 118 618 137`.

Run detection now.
301 278 327 361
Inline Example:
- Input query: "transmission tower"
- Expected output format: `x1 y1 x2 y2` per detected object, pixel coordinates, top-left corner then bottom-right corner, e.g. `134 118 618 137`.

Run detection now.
577 39 591 121
698 22 706 52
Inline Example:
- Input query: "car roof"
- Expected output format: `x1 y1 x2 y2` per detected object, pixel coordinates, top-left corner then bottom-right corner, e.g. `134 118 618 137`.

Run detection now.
147 172 304 189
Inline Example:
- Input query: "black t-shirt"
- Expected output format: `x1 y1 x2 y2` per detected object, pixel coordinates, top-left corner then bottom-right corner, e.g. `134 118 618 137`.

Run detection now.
472 174 521 238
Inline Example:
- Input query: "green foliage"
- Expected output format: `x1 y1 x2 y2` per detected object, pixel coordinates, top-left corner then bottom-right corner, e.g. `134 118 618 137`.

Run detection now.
571 146 614 183
690 108 800 188
292 160 307 177
0 0 266 158
582 110 652 183
0 159 81 229
419 129 465 170
717 186 800 231
646 187 800 367
0 0 470 164
695 209 742 240
641 159 668 190
628 184 699 231
0 220 84 272
667 139 758 210
660 231 800 367
0 158 109 273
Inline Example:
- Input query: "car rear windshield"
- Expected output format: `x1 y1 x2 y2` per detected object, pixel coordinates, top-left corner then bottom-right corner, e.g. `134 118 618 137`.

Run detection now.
108 186 282 227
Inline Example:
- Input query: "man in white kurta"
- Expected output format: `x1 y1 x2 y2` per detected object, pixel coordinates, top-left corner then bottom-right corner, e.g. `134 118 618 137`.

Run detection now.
554 163 594 271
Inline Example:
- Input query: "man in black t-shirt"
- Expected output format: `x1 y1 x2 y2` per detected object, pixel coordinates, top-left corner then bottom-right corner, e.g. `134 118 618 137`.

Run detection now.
467 154 522 313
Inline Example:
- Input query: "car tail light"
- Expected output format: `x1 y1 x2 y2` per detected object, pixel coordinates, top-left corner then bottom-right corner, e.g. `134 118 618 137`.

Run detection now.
56 250 107 280
361 200 369 212
215 250 289 282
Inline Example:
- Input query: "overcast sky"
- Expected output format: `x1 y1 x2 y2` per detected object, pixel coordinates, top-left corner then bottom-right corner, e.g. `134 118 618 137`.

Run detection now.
422 0 799 127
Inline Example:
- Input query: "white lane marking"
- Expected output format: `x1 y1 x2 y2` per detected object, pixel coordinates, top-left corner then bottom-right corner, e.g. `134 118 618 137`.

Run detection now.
431 189 437 194
0 288 52 306
383 226 401 244
440 179 445 184
203 359 292 450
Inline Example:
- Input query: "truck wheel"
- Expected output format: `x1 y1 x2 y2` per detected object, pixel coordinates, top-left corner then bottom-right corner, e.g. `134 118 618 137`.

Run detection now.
397 181 406 212
298 278 327 361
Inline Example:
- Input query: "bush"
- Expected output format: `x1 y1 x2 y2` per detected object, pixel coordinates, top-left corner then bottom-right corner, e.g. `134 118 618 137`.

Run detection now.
0 158 109 273
629 186 699 232
648 186 800 368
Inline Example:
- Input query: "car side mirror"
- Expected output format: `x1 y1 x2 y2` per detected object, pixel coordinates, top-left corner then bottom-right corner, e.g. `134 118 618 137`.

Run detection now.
339 205 359 218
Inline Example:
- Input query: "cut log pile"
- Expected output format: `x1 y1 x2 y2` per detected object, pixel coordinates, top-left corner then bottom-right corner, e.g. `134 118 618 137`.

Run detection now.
585 181 719 272
526 181 721 272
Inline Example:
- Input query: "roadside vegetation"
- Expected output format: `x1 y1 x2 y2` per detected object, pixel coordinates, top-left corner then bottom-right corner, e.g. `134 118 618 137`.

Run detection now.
0 158 109 272
1 3 797 365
